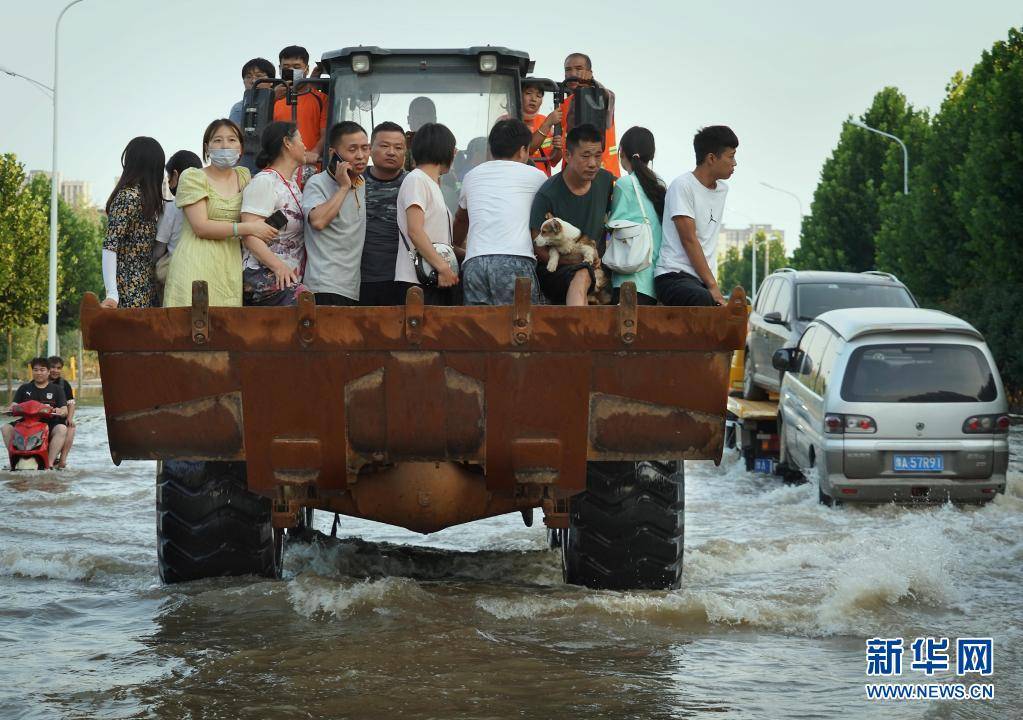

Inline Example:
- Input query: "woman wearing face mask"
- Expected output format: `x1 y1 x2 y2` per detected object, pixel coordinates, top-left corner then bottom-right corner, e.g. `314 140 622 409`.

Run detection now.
101 136 166 309
163 119 278 308
239 121 308 306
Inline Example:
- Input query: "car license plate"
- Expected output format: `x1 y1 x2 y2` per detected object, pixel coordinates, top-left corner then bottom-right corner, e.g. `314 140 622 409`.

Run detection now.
893 454 943 472
754 457 774 474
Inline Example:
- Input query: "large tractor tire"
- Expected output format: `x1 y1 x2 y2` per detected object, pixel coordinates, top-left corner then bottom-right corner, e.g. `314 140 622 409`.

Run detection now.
563 460 684 591
156 460 282 584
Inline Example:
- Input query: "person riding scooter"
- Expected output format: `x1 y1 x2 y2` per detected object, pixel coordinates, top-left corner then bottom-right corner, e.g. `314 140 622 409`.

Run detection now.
3 357 68 469
48 355 76 468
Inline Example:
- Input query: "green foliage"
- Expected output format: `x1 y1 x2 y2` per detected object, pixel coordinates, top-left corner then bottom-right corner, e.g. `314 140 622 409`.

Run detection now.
808 27 1023 397
794 87 929 272
874 74 969 306
20 173 105 331
717 231 788 298
0 154 49 331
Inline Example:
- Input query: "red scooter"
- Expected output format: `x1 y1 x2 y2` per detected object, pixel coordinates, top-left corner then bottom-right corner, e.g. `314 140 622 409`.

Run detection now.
7 400 55 470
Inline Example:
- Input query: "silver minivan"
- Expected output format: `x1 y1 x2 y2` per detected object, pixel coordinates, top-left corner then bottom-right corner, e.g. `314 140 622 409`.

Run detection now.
773 308 1010 505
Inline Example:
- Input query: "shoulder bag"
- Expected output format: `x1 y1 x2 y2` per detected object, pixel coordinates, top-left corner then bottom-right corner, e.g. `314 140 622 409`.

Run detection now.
399 210 458 287
603 174 654 275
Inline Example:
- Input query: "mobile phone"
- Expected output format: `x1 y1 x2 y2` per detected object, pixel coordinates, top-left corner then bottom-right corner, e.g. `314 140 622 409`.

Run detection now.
265 210 287 230
327 151 341 179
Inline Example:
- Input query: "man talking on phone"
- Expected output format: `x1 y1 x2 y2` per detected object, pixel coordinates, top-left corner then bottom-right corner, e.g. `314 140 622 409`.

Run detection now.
301 121 369 306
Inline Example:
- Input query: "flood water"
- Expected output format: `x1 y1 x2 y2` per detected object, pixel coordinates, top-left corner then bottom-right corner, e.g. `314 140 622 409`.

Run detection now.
1 404 1020 719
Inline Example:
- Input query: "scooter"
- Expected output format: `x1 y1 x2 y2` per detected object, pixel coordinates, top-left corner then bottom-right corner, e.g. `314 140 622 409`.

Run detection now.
6 400 54 470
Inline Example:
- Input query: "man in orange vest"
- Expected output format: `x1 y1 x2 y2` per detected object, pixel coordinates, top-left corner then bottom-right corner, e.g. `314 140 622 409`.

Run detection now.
560 52 620 177
273 45 328 184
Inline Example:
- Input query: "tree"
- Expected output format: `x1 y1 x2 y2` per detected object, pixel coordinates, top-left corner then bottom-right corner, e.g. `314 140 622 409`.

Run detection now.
873 27 1023 397
0 154 49 396
717 231 788 298
24 174 105 332
793 87 929 272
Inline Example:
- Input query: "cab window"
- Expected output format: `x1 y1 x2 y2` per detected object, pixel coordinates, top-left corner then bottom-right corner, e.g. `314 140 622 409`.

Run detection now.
841 344 996 402
757 279 780 314
754 278 774 313
813 332 841 395
773 280 792 322
799 325 831 392
794 326 818 384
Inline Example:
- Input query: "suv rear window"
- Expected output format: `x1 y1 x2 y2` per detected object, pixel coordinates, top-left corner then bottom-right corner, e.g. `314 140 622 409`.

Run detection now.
841 344 997 403
796 283 914 321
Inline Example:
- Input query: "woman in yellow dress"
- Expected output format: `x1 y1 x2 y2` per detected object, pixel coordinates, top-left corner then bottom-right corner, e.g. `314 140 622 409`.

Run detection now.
163 119 278 307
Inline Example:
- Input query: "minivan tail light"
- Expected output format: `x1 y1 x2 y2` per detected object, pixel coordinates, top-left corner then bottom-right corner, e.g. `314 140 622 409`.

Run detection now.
825 413 876 434
964 414 1010 434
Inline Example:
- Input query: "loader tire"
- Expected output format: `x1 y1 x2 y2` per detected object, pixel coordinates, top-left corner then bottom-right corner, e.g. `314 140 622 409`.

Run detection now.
157 460 282 584
563 461 684 591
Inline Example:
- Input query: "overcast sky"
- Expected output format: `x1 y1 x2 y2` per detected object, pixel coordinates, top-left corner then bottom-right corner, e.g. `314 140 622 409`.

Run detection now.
2 0 1020 252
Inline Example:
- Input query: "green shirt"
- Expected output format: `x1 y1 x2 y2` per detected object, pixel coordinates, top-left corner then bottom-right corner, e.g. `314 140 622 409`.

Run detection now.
608 172 664 298
529 169 615 249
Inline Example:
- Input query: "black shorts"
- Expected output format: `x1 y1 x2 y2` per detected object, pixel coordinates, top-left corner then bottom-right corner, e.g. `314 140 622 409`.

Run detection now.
359 281 402 307
314 292 358 307
654 271 716 307
610 287 658 306
536 263 595 305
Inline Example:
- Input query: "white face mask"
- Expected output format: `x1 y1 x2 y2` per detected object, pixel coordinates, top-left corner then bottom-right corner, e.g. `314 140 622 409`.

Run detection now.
209 148 240 168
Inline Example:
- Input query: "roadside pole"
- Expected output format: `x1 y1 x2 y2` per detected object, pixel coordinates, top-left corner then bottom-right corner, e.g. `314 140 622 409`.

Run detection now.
77 328 84 400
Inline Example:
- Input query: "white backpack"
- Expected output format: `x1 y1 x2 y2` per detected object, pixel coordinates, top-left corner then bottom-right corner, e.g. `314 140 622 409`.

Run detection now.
603 174 653 275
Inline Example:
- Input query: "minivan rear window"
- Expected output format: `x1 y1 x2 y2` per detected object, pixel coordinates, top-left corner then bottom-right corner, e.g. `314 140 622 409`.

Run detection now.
841 344 997 403
796 283 914 321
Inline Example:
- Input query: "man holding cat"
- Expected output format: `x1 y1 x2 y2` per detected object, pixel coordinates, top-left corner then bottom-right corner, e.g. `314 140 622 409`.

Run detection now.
529 124 614 306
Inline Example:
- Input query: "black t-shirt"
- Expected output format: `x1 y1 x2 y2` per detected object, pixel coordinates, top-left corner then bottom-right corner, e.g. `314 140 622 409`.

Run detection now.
55 377 74 403
529 169 615 252
361 167 408 283
13 382 67 426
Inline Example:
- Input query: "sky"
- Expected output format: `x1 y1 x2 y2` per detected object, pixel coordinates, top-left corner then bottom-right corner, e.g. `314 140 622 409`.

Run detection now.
1 0 1020 254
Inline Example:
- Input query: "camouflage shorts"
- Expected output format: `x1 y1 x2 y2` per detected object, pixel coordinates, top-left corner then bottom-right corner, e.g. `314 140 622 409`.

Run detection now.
461 255 543 306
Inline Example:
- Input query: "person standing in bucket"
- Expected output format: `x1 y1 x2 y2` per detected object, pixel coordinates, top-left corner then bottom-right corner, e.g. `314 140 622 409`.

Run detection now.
302 121 370 306
454 119 547 305
163 119 277 308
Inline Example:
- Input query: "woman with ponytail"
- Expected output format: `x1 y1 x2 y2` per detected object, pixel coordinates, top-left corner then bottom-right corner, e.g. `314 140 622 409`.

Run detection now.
607 126 665 305
239 121 309 306
163 119 278 308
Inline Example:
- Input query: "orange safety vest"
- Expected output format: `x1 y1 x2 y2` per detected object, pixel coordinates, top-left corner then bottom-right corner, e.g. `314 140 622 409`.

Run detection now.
559 93 620 177
526 113 558 176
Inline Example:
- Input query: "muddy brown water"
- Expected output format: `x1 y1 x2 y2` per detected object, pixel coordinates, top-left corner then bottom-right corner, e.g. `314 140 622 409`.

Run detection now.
1 405 1020 719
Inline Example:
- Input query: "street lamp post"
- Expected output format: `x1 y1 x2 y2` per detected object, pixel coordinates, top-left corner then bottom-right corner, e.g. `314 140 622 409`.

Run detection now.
0 66 54 96
848 119 909 195
751 232 756 302
759 181 805 279
47 0 85 356
759 181 804 223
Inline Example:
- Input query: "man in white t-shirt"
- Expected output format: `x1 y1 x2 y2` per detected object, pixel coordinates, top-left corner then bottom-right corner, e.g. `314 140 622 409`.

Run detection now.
654 125 738 306
454 119 547 305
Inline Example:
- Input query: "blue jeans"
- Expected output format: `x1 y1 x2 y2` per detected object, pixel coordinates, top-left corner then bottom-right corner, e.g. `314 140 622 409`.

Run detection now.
462 255 542 305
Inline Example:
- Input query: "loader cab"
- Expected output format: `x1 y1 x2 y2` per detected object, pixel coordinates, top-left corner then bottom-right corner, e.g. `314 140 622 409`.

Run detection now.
320 47 532 212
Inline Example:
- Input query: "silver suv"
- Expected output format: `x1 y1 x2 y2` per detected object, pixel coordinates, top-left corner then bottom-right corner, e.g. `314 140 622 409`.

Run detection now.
744 270 917 399
773 308 1009 505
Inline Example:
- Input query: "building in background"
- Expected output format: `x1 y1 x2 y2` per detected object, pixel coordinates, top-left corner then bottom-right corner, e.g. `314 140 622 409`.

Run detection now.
28 170 93 207
717 224 785 262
